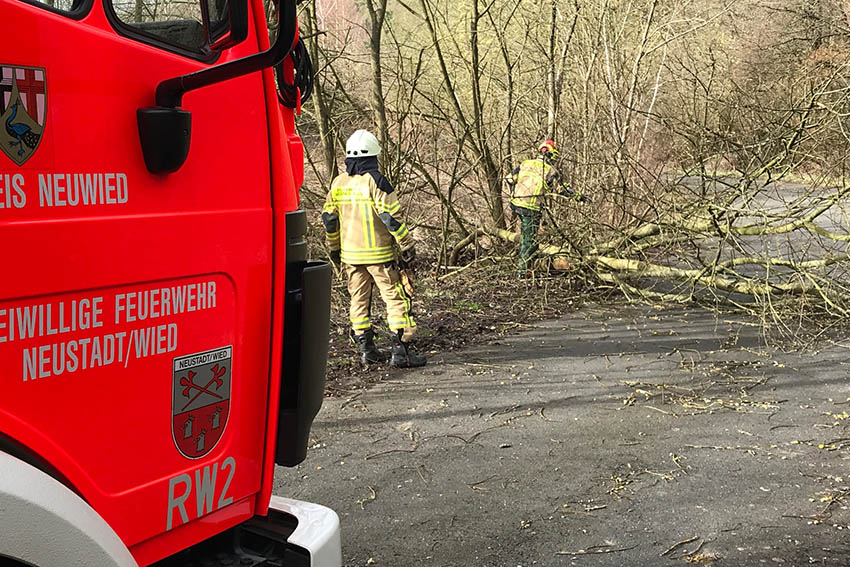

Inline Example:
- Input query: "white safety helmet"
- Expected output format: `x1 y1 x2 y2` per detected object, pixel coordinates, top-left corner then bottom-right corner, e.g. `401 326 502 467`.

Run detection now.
346 129 381 157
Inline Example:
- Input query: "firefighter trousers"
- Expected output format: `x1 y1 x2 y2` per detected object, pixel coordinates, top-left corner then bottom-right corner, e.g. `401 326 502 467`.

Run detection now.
345 263 416 342
517 209 542 274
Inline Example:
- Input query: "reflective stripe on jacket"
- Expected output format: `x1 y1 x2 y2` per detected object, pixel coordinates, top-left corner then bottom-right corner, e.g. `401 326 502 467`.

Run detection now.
509 158 558 211
322 171 413 265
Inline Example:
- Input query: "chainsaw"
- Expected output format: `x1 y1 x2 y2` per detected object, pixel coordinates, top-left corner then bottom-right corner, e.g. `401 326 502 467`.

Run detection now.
397 259 415 297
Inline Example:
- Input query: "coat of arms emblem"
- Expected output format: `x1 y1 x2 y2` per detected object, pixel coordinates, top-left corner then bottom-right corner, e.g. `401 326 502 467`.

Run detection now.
172 347 232 459
0 65 45 166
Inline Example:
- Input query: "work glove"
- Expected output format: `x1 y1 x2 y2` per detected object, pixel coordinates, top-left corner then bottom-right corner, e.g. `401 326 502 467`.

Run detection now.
504 174 516 185
329 249 341 266
399 247 417 270
558 183 589 203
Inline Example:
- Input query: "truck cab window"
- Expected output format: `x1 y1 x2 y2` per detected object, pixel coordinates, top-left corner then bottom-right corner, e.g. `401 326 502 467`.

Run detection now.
108 0 231 56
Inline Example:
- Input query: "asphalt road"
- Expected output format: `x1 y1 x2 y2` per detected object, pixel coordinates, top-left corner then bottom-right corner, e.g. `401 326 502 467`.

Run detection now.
274 305 850 566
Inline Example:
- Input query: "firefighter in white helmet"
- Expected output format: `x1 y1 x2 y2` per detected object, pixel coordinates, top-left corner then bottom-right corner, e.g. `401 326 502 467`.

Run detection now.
322 129 426 368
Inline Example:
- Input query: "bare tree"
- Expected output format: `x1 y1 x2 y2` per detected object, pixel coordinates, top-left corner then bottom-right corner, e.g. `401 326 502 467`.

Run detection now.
302 0 339 182
295 0 850 330
364 0 391 161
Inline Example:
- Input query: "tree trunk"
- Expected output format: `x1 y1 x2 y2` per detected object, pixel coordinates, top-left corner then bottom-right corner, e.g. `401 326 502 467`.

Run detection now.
469 0 506 228
304 0 338 181
546 0 557 139
365 0 391 172
488 1 523 174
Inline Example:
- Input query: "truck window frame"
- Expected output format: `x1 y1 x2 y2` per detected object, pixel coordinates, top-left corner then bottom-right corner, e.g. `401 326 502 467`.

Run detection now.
103 0 223 63
15 0 93 20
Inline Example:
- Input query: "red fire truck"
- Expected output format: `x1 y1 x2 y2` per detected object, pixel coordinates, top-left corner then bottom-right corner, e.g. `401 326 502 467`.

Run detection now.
0 0 341 564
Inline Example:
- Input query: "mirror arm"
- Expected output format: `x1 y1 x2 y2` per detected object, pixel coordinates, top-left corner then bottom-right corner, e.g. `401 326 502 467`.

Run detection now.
155 0 296 108
138 1 296 174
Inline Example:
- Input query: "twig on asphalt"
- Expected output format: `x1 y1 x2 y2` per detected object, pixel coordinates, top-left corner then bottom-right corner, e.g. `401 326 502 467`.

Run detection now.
671 454 687 473
489 405 520 418
340 391 363 410
462 361 511 369
684 444 760 453
645 405 678 416
401 464 430 484
357 486 376 510
538 406 556 421
683 539 714 561
644 469 674 481
365 448 417 460
432 424 506 444
556 544 638 556
468 474 498 492
554 502 608 515
583 504 607 512
781 514 821 521
660 535 699 557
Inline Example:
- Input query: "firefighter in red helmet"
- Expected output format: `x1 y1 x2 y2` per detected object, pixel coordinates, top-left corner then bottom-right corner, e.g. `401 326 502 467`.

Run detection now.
505 140 563 277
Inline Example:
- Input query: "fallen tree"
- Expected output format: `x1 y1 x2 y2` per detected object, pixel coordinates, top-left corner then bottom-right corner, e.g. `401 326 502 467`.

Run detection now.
450 177 850 320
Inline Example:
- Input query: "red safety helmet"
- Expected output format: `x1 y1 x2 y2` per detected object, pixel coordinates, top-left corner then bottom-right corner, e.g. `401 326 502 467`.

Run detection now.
539 139 558 158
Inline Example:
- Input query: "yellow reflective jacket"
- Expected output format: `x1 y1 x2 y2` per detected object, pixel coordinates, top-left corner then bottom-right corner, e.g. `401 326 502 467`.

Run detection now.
322 160 413 265
509 158 558 212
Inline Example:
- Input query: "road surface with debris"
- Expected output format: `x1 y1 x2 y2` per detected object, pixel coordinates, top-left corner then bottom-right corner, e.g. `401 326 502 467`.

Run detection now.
275 305 850 566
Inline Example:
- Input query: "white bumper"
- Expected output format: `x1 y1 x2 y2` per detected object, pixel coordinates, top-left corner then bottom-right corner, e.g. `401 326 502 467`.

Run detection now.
269 496 342 567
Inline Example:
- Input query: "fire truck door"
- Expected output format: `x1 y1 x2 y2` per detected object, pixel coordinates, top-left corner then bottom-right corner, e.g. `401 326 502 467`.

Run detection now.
0 0 274 555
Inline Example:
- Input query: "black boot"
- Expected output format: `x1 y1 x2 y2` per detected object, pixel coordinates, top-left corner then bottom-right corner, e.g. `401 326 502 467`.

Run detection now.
354 329 383 365
390 331 427 368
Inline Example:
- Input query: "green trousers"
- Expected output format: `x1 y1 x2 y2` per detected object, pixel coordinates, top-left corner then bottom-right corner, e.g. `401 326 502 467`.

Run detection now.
517 209 542 275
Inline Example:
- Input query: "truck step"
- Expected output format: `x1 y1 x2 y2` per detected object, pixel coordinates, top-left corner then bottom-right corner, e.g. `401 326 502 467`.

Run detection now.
153 514 309 567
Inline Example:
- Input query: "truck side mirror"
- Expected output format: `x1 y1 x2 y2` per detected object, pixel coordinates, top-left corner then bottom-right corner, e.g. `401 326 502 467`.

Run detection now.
206 0 249 52
137 0 296 175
